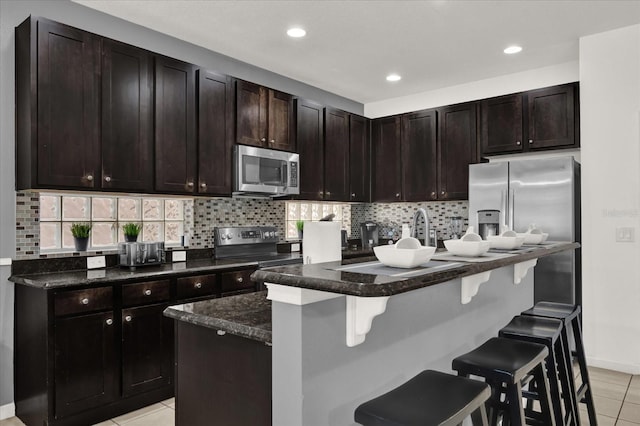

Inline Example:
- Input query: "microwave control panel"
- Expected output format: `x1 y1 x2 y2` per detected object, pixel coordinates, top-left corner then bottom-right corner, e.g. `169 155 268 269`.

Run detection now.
289 161 298 187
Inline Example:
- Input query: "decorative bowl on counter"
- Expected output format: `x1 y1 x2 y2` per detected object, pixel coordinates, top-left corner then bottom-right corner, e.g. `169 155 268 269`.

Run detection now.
374 243 436 268
486 235 525 250
444 239 491 257
516 232 545 245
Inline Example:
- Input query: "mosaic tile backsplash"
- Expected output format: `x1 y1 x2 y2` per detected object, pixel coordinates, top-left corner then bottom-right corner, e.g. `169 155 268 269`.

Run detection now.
15 190 467 259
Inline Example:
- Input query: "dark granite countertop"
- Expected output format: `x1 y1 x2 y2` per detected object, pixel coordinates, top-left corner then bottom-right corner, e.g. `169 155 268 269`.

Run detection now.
252 242 580 297
164 291 271 344
9 258 260 289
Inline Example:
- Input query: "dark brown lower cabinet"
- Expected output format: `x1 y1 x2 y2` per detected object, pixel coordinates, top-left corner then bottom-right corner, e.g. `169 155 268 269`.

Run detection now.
54 311 117 418
122 304 173 397
175 321 271 426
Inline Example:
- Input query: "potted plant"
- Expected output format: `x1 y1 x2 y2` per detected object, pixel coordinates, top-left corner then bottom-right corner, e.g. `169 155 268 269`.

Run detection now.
122 223 142 242
70 223 91 252
296 220 304 240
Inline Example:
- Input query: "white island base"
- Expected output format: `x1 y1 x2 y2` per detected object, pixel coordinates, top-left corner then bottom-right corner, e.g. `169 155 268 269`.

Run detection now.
268 264 534 426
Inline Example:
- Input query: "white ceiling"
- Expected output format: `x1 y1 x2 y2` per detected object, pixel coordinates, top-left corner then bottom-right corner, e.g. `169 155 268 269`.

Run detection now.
73 0 640 104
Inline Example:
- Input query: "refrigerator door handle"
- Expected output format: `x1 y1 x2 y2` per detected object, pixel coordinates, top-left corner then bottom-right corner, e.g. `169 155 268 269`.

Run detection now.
509 189 515 231
501 190 508 230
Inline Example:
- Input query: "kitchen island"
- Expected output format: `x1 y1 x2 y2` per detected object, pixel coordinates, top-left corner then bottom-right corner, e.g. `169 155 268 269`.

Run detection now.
254 241 578 426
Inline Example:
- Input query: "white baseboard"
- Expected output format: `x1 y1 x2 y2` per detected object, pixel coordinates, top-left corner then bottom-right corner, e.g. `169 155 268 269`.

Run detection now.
0 402 15 420
587 356 640 375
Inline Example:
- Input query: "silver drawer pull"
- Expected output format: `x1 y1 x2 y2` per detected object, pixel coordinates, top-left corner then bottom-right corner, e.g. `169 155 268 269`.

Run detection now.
125 315 132 322
81 298 89 305
195 282 202 289
217 330 226 336
106 318 113 326
144 289 152 296
237 277 244 283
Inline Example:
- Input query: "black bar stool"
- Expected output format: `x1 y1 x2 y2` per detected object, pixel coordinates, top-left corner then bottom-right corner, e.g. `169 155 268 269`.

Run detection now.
354 370 491 426
522 302 597 426
499 315 579 426
452 337 556 426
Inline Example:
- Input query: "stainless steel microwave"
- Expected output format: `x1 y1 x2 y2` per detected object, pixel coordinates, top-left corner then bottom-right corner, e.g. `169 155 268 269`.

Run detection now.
233 145 300 197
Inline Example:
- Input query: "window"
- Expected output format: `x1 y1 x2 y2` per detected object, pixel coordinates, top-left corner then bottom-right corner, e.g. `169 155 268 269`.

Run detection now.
285 201 349 240
40 194 187 252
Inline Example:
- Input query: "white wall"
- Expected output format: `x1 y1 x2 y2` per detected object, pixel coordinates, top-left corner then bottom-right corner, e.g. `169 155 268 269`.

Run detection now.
580 24 640 374
364 61 579 118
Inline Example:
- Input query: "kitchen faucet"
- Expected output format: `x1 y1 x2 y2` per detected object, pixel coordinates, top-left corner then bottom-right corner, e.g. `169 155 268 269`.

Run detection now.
411 208 434 246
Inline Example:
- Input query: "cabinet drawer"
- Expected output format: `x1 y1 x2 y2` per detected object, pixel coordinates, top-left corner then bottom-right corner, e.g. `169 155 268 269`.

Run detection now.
176 274 218 300
122 280 170 307
55 287 113 317
220 269 256 293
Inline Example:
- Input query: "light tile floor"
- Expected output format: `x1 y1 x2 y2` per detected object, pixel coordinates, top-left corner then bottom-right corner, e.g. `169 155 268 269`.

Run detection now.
1 368 639 425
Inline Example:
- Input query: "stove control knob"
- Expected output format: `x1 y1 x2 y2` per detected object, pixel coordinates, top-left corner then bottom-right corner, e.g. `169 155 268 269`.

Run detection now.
220 234 227 240
226 233 233 240
266 232 273 238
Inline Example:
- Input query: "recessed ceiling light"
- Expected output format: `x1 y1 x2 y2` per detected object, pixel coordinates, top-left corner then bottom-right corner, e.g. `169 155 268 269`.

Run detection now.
504 45 523 54
386 74 402 82
287 27 306 38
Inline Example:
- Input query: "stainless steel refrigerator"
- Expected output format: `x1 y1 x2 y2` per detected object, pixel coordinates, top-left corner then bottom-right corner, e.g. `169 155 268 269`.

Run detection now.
469 157 581 305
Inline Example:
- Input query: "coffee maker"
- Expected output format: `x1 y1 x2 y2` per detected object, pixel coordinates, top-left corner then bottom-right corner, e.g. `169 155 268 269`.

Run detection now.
360 222 379 248
477 210 500 239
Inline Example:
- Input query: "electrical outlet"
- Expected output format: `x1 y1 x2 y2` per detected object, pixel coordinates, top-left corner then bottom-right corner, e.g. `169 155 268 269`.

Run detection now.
616 227 635 242
173 250 186 262
291 243 301 252
87 255 106 269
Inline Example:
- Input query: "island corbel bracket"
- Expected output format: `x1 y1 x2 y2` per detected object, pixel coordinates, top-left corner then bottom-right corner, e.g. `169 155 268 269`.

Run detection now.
514 259 537 284
460 271 492 304
346 296 390 347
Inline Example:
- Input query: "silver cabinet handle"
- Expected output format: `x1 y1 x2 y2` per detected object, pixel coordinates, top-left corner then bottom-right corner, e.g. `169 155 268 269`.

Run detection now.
261 137 266 142
395 193 400 198
270 139 275 144
237 277 243 283
217 330 226 336
104 176 111 182
144 289 151 296
441 191 446 195
431 192 436 197
351 193 356 197
529 139 533 144
187 182 194 188
124 315 132 322
195 282 202 289
200 183 207 189
86 174 93 181
516 141 521 145
106 318 113 326
81 298 89 305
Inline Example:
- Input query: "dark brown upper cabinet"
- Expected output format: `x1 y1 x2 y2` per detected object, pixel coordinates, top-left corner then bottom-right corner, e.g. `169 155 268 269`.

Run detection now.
235 80 295 152
295 99 324 200
349 114 370 203
437 102 478 200
154 56 197 194
324 107 350 201
401 109 437 202
480 83 579 156
101 40 153 192
197 70 235 195
371 116 402 202
16 17 101 190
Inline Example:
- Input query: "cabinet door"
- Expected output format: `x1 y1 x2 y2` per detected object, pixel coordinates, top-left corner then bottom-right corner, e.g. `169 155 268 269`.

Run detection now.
36 19 101 189
198 70 234 195
122 304 173 397
438 102 478 200
236 80 267 147
480 93 523 155
324 107 350 201
401 109 437 202
54 311 117 418
102 40 153 192
371 116 402 202
268 90 295 151
296 99 325 200
154 56 197 193
526 83 576 150
349 115 370 202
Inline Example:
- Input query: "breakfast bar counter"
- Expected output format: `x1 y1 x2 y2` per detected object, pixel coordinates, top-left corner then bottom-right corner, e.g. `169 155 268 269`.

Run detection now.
254 241 579 426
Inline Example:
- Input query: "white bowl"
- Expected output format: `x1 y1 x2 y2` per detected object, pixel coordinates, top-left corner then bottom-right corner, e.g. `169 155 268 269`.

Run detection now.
486 235 525 250
444 239 491 257
374 245 436 268
395 237 422 249
517 233 545 245
541 233 549 242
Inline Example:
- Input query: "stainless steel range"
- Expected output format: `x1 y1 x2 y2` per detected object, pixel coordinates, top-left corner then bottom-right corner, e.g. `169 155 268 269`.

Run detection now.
214 226 302 268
